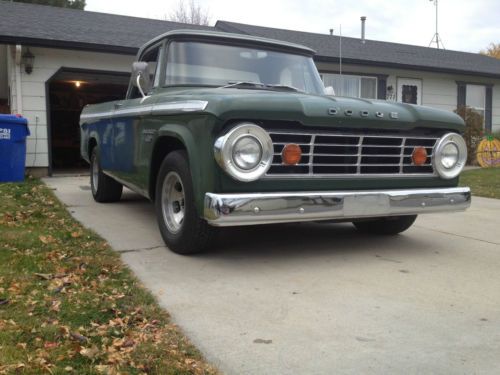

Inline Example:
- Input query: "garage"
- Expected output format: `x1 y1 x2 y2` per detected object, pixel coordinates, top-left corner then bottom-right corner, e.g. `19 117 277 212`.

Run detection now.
47 69 129 173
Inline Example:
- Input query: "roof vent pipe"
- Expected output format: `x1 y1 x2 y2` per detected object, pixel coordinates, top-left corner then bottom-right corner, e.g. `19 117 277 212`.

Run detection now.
329 28 334 36
360 16 366 43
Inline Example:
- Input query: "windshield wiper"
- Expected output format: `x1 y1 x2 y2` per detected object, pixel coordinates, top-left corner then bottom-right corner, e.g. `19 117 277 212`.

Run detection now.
220 81 301 92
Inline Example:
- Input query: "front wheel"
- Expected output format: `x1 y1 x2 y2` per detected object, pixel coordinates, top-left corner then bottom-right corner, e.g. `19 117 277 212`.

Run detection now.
352 215 417 235
90 147 123 202
155 151 215 254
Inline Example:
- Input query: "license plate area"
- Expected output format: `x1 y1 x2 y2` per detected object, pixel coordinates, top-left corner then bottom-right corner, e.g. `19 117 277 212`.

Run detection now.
343 194 390 217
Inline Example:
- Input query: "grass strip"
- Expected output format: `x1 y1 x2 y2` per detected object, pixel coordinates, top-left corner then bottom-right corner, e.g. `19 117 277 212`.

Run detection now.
460 167 500 199
0 178 217 375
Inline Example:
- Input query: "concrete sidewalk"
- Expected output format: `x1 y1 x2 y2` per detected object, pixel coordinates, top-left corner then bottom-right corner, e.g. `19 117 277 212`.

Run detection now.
44 176 500 375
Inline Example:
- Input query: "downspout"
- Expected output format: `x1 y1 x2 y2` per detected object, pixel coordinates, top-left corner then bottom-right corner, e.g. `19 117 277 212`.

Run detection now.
14 44 23 114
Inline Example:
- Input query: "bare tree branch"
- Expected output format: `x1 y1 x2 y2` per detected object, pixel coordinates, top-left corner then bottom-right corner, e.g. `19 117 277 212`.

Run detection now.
167 0 210 26
480 42 500 59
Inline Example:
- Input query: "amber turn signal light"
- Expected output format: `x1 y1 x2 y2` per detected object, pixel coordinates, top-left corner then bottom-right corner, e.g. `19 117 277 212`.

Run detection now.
282 143 302 165
412 147 428 166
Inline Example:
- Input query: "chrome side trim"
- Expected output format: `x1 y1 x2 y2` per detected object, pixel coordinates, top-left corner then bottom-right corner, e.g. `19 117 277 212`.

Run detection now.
153 100 208 114
204 187 471 226
80 110 115 121
80 100 208 121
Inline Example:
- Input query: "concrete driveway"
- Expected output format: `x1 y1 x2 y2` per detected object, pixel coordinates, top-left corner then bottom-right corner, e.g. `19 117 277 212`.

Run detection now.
44 176 500 375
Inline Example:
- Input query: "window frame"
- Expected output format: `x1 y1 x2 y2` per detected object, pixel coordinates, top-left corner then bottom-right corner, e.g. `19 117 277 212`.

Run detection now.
456 80 494 132
320 72 378 99
126 41 166 100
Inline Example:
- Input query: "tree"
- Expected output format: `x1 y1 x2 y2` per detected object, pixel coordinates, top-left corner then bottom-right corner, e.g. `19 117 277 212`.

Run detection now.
13 0 86 10
167 0 210 26
480 43 500 59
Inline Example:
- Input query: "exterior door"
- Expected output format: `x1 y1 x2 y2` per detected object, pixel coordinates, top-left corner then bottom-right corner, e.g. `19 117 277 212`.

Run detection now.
397 78 422 105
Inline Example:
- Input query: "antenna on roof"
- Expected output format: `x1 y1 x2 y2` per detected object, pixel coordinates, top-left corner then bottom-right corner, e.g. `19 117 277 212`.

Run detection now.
428 0 445 49
339 24 343 96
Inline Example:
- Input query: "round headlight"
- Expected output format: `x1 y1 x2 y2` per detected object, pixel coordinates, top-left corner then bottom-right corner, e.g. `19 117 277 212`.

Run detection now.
433 133 467 179
232 136 263 170
440 143 459 169
214 123 273 182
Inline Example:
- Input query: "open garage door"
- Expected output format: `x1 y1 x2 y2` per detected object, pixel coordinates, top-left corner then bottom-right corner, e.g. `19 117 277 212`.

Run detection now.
48 69 129 174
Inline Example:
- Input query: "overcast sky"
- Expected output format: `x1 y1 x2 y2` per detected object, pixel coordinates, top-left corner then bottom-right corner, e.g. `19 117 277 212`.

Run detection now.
85 0 499 53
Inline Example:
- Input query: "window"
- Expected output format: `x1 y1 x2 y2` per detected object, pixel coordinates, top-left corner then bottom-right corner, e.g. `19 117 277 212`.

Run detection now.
164 41 324 95
321 73 377 99
129 45 162 99
466 84 486 123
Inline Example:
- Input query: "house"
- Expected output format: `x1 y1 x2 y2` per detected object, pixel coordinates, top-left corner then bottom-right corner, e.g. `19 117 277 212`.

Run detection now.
1 1 499 176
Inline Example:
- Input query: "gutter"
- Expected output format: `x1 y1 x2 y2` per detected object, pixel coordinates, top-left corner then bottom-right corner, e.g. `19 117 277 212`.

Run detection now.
0 36 138 56
313 55 500 80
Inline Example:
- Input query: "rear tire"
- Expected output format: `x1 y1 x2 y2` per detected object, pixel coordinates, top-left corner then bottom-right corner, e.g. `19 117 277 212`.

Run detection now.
90 147 123 203
155 150 215 255
352 215 417 235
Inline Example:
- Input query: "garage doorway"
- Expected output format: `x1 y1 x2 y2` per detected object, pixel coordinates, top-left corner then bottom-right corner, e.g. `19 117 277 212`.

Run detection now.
47 69 130 174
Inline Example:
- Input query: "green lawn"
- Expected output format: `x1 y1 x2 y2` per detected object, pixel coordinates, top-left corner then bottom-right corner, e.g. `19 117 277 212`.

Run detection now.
0 178 217 374
460 167 500 199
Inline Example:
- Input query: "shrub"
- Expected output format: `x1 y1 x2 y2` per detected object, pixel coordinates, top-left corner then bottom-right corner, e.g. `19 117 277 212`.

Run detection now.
455 106 484 165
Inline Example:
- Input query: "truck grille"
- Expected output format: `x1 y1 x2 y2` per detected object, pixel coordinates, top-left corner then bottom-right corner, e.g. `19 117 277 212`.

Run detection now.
266 131 439 177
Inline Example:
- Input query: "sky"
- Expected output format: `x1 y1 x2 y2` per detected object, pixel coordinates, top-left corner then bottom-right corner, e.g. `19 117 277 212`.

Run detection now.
85 0 499 54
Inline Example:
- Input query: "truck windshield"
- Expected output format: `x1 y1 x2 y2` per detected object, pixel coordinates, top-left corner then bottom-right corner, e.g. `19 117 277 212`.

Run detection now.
165 41 325 95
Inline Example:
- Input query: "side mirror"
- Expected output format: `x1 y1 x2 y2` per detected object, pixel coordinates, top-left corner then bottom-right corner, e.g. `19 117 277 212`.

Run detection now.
324 86 335 96
132 62 152 98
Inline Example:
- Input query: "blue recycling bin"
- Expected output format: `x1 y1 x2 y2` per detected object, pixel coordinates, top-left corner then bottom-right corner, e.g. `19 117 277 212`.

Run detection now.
0 115 30 182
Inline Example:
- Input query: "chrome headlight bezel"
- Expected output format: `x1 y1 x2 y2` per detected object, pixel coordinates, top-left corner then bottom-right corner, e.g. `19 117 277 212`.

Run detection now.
433 133 467 179
214 123 273 182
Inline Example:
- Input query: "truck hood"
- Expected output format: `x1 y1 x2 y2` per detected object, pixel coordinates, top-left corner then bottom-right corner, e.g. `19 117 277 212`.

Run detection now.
155 87 465 132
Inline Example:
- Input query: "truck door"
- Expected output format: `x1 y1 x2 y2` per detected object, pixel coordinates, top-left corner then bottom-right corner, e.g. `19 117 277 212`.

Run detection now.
110 44 163 188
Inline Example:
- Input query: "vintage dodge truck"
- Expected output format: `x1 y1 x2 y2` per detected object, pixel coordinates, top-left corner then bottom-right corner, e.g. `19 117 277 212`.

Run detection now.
80 30 471 254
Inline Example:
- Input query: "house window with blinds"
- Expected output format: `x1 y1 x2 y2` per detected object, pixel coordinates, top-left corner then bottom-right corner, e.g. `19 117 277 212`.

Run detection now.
466 84 486 125
321 73 377 99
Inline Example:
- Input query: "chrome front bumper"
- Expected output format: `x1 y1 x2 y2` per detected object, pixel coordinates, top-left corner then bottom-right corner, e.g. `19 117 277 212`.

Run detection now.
204 187 471 226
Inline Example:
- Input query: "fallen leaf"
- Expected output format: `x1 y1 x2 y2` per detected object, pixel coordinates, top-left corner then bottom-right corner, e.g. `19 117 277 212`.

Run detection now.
35 273 53 280
122 338 135 348
80 345 99 359
50 300 61 312
71 232 82 238
70 332 88 343
44 341 59 349
0 299 9 306
95 364 111 373
39 235 55 244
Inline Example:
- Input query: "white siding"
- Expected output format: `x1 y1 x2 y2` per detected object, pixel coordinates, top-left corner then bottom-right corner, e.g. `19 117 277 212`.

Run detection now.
6 45 17 114
316 62 500 132
7 46 134 168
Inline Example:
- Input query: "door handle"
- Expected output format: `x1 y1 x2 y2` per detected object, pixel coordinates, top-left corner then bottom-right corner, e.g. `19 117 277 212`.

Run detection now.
114 103 123 109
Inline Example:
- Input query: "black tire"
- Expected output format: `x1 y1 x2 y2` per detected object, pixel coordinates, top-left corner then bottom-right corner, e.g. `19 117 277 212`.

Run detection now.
90 146 123 203
352 215 417 235
155 150 215 254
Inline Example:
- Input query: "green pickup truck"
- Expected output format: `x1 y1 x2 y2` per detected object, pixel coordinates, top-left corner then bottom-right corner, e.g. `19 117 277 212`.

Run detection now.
80 30 471 254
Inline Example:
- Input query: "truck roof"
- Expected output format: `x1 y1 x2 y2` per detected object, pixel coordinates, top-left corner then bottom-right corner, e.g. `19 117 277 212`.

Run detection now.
137 29 316 58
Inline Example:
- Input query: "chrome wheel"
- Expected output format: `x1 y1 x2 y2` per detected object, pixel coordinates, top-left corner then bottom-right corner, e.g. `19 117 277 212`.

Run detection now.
91 153 99 194
162 171 185 233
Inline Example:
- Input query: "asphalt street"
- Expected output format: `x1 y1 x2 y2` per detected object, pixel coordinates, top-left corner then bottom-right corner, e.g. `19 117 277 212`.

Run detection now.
44 176 500 375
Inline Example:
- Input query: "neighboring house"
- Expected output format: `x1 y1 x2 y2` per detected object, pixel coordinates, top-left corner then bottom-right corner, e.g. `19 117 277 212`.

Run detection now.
1 1 499 176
